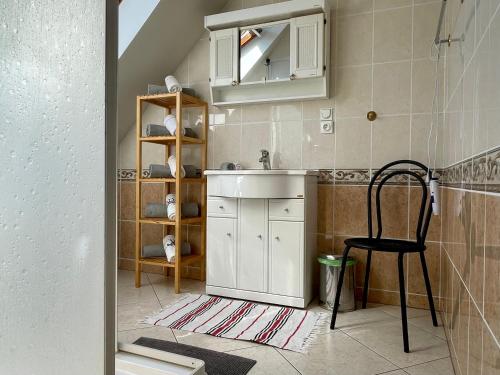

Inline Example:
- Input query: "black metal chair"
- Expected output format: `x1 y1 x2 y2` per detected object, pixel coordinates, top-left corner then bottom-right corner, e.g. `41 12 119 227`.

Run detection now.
330 160 438 353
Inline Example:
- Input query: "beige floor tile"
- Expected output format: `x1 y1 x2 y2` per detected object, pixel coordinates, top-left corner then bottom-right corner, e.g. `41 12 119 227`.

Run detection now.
278 330 397 375
404 357 454 375
118 301 161 332
408 315 446 340
118 326 176 344
172 329 259 353
376 305 431 319
228 346 301 375
117 284 158 306
118 269 149 287
380 371 409 375
343 320 450 368
148 274 206 305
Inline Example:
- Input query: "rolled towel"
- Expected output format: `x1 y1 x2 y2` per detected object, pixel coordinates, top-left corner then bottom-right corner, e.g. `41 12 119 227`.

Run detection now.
184 165 200 178
181 242 192 256
148 84 196 97
144 203 168 218
168 155 185 178
220 162 236 170
165 75 182 93
167 203 176 221
149 164 171 178
184 127 198 138
181 202 199 218
182 88 196 97
162 235 192 262
164 115 193 136
165 193 176 205
163 235 175 262
142 244 164 258
146 124 169 137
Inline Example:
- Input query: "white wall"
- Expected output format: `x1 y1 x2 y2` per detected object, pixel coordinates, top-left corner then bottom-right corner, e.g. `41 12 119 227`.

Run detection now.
0 1 112 374
119 0 444 173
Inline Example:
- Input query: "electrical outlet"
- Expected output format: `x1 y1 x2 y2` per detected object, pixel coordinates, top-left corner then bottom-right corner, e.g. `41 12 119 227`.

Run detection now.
320 120 334 134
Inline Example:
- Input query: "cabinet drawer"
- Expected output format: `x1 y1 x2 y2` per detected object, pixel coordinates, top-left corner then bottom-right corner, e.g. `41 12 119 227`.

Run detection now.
269 199 304 221
208 197 238 218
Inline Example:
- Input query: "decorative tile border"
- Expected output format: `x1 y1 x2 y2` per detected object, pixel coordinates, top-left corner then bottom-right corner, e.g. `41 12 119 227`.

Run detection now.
441 146 500 193
117 150 500 192
118 169 149 181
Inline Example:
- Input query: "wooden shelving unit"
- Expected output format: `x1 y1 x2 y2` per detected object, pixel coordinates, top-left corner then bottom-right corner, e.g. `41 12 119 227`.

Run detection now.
135 92 207 293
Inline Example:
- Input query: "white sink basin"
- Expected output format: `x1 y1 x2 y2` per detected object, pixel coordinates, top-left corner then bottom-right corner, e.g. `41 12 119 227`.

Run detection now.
204 169 318 198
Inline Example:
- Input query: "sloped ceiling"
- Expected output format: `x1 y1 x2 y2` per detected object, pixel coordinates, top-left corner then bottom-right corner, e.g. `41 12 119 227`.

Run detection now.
117 0 227 140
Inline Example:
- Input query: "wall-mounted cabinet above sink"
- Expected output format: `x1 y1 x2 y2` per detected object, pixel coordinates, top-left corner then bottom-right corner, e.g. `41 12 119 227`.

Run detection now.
205 0 330 106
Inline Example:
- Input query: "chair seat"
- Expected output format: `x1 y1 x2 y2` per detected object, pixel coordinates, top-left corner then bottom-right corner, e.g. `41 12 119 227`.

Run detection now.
345 237 425 253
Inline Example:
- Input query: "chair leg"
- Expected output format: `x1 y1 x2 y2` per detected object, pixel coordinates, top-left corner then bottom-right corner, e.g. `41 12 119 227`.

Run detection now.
362 250 372 309
398 252 410 353
420 251 438 327
330 246 351 330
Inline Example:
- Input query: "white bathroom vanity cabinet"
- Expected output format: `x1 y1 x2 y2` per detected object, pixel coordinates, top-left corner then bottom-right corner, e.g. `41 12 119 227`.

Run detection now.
204 170 317 308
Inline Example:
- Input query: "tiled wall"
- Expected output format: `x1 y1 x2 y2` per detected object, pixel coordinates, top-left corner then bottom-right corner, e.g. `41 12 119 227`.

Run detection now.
439 0 500 374
118 0 446 307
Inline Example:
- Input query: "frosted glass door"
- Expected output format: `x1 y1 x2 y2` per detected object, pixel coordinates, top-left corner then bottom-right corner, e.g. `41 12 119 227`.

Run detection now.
0 1 114 374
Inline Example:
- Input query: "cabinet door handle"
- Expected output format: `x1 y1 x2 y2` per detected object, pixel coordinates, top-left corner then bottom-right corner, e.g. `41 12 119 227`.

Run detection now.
219 205 224 209
226 232 231 237
284 208 289 213
257 234 262 239
275 236 280 241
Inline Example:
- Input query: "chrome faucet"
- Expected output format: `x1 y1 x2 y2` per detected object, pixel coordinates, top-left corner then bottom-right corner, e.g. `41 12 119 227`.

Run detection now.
259 149 271 170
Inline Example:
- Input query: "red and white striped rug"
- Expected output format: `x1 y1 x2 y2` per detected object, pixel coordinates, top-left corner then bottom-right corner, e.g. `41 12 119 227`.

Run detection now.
143 294 329 353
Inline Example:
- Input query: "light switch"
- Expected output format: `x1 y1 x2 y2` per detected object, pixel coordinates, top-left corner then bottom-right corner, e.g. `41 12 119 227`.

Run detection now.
320 108 334 121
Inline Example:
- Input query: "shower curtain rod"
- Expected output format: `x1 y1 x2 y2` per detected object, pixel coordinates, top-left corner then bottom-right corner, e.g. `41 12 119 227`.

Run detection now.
434 0 463 46
434 0 447 45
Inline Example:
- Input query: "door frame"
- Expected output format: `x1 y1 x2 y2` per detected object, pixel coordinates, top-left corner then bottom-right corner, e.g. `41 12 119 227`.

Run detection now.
105 0 118 373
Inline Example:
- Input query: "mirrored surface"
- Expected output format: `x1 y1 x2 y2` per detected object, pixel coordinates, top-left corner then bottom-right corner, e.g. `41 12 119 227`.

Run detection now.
240 23 290 84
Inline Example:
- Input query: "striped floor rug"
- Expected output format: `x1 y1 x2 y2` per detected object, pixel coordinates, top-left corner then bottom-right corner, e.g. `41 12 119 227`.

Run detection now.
143 294 329 353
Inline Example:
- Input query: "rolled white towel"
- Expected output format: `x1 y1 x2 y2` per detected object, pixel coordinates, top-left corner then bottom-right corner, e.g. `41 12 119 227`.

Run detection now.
165 75 182 93
167 155 185 178
163 114 188 136
167 203 176 220
165 193 176 205
163 235 176 262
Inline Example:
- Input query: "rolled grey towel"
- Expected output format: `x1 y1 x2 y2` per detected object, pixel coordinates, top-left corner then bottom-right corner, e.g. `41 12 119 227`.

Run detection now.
147 84 197 98
145 203 168 218
142 244 164 258
184 127 198 138
181 242 192 256
184 165 200 178
181 202 199 218
220 162 236 170
146 124 169 137
149 164 171 178
183 88 196 97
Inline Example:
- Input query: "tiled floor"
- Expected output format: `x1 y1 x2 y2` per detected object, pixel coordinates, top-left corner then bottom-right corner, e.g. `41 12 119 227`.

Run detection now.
117 270 454 375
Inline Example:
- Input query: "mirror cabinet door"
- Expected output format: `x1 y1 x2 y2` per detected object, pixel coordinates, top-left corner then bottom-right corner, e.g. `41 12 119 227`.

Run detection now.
239 23 291 84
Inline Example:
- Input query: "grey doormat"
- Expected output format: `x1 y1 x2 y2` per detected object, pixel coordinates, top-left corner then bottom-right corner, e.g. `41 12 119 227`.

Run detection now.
134 337 257 375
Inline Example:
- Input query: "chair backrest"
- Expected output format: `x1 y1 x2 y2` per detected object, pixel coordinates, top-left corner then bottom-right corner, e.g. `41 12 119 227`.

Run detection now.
367 160 434 245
